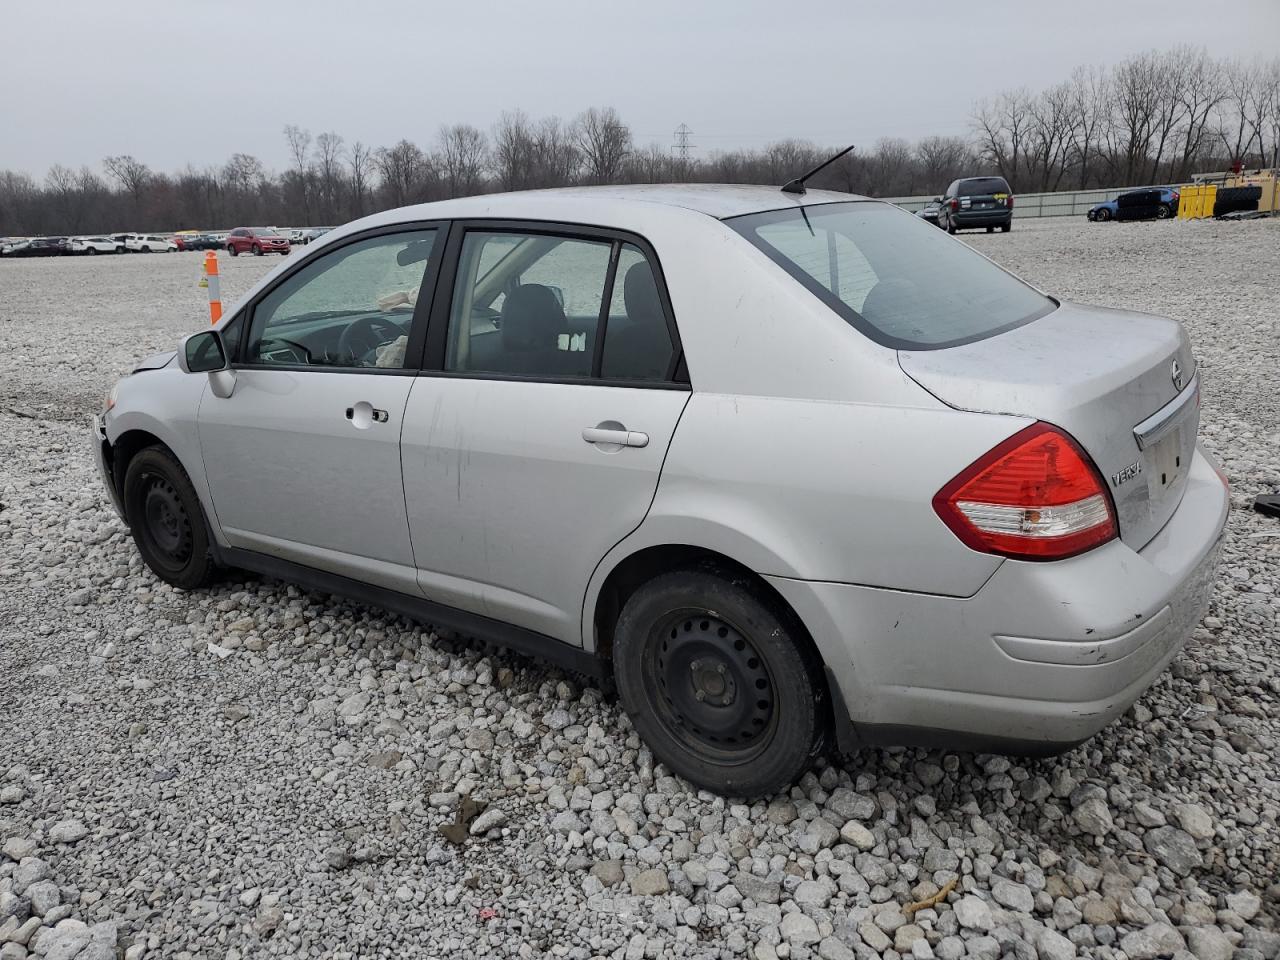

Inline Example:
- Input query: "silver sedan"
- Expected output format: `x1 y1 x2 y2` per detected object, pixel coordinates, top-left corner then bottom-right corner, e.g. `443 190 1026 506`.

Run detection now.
93 185 1228 796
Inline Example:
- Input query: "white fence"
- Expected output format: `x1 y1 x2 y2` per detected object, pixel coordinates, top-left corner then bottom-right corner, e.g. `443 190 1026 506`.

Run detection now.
883 185 1178 219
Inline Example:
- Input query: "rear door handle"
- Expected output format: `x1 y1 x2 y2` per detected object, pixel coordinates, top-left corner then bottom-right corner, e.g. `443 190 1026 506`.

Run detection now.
582 427 648 448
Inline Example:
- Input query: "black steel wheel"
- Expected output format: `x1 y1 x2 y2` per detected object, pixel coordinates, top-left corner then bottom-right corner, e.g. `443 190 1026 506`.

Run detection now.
123 446 216 589
614 568 825 797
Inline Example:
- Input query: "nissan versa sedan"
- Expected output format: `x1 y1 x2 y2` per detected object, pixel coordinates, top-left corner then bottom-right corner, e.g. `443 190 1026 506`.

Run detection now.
92 185 1227 797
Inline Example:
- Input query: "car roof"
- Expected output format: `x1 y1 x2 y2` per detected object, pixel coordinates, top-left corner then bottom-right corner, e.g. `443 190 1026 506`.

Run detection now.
362 183 870 226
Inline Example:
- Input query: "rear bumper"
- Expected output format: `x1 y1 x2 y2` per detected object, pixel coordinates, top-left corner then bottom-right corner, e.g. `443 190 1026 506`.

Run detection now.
771 446 1229 753
952 209 1012 227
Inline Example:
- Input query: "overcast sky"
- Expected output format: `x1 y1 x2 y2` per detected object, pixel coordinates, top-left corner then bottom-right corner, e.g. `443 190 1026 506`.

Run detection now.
4 0 1277 176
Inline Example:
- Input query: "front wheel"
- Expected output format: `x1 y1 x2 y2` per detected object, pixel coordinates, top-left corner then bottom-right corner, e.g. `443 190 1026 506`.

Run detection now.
87 247 98 255
613 568 825 797
122 446 216 590
252 244 263 256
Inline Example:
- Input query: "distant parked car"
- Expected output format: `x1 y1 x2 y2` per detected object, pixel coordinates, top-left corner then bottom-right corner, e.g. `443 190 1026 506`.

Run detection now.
69 236 120 255
1 239 32 256
1088 187 1180 222
291 226 333 245
7 237 66 257
915 200 942 227
226 227 291 256
126 234 179 253
936 176 1014 234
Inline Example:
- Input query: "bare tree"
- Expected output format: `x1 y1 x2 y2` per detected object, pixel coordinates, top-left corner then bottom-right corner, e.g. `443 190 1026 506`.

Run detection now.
436 124 489 197
376 139 427 208
348 141 375 218
1108 52 1162 184
284 124 314 221
1027 82 1077 191
1174 48 1227 179
572 107 632 184
973 89 1033 189
532 116 580 186
916 136 971 193
314 131 345 223
103 154 151 212
1066 65 1110 188
492 110 537 191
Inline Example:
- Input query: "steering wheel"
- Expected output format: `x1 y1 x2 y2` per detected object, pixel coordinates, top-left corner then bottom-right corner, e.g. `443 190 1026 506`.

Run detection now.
337 316 404 365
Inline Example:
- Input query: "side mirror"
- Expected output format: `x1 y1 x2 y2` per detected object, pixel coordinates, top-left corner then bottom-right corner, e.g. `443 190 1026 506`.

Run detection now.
178 330 227 374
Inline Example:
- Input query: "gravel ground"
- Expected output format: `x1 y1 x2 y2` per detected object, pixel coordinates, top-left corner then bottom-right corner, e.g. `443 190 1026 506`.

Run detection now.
1 219 1277 960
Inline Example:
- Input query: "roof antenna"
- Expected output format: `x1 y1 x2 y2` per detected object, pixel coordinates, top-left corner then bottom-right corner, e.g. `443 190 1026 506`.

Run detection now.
780 144 855 196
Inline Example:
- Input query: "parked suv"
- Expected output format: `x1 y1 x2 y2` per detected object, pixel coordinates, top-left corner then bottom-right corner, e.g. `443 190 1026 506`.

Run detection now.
226 227 291 257
126 234 178 253
937 176 1014 233
93 186 1226 796
69 236 120 255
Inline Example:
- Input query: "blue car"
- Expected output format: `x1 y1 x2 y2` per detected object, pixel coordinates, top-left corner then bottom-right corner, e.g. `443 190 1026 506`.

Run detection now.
1088 187 1180 222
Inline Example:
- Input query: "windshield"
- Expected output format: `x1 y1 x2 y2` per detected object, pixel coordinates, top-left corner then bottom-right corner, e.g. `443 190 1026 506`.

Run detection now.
728 201 1053 349
254 228 280 237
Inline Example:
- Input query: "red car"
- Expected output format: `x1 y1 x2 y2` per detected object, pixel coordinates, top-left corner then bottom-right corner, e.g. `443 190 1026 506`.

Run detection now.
226 227 291 257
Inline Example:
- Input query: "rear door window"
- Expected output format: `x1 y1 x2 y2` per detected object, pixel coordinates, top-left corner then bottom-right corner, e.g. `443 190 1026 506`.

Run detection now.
729 201 1053 350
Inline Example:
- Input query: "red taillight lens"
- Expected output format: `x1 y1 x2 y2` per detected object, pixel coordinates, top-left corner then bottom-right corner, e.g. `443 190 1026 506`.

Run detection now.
1006 195 1015 209
933 423 1117 561
949 199 959 211
1171 192 1180 201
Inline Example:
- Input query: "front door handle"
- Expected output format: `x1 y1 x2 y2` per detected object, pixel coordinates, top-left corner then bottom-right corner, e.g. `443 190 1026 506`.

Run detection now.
582 426 649 448
345 402 389 427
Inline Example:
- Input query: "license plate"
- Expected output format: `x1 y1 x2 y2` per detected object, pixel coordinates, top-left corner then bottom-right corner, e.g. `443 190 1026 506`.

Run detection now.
1148 429 1184 490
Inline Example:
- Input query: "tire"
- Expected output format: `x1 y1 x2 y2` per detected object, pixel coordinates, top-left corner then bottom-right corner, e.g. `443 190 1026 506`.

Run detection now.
945 213 957 234
1000 223 1011 233
122 446 216 590
87 247 98 255
613 567 825 797
1156 203 1172 219
986 226 994 233
141 246 151 253
227 245 238 256
115 246 125 254
252 244 263 256
1098 208 1112 222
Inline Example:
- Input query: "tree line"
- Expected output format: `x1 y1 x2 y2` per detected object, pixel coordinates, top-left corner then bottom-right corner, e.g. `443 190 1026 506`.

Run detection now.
1 46 1276 237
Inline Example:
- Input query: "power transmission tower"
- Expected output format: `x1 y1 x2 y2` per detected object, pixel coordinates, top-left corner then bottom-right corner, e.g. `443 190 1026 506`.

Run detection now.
671 123 695 180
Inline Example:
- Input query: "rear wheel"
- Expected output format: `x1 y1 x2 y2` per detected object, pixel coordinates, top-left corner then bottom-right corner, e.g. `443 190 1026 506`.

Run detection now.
227 245 238 256
945 213 957 234
1000 223 1011 233
123 447 216 590
87 247 98 255
613 568 825 797
1156 203 1172 219
986 226 995 233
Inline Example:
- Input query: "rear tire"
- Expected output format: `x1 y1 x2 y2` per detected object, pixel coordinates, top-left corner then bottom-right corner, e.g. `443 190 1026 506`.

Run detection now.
1000 223 1011 233
87 247 98 255
1156 203 1172 219
122 446 216 590
613 568 825 797
228 245 238 256
986 226 995 233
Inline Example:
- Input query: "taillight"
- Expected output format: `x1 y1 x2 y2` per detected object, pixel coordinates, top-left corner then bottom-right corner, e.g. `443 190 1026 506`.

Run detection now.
1006 195 1015 209
949 199 959 212
1171 192 1179 201
933 423 1117 561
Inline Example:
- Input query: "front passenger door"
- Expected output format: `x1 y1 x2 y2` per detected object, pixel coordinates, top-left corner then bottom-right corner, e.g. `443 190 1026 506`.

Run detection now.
198 226 443 593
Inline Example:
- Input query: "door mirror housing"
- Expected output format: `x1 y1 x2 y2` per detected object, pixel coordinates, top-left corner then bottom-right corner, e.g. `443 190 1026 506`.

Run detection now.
179 330 228 373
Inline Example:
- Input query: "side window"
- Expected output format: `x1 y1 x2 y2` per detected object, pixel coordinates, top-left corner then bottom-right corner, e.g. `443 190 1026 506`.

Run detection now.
219 312 245 364
445 232 611 378
600 243 674 380
245 229 436 369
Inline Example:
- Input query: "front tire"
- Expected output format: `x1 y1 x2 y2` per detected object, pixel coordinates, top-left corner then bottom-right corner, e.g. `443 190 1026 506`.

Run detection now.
613 568 824 797
122 446 216 590
252 244 263 256
87 247 98 255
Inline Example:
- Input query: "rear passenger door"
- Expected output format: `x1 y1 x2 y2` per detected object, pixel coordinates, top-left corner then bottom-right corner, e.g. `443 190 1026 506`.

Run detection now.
400 222 689 646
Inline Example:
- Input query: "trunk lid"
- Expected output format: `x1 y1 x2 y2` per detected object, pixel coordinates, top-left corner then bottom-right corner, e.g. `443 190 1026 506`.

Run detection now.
900 301 1198 550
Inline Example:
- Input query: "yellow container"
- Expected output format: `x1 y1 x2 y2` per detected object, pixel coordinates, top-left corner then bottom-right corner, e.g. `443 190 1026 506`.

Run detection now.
1177 184 1217 220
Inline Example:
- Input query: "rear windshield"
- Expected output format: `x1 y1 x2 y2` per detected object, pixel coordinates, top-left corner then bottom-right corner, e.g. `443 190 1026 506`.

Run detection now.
728 201 1053 350
957 177 1010 196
